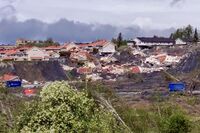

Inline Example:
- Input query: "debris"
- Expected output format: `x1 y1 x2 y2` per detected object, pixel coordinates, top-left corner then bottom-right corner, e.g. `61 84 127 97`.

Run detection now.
77 67 92 74
168 82 185 92
131 66 141 73
23 88 37 97
87 74 103 81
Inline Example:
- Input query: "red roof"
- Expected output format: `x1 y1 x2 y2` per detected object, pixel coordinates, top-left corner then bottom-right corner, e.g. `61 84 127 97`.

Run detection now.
5 50 18 55
0 50 7 54
0 74 19 82
44 46 63 50
78 40 108 48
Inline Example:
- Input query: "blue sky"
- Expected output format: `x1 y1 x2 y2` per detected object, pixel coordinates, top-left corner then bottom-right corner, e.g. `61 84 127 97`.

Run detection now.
0 0 199 43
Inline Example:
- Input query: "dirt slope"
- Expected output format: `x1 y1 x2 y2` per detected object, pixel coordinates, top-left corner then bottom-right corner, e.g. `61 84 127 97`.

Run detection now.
0 61 67 82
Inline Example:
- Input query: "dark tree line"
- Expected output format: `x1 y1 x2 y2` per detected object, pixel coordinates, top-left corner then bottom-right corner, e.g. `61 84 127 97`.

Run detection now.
170 25 199 43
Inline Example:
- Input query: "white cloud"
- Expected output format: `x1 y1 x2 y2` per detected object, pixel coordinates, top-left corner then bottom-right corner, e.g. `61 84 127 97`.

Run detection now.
132 17 153 29
0 0 200 30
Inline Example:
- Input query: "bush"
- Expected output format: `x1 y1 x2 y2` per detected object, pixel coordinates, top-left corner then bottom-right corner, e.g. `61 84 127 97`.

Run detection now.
0 85 8 94
16 81 123 132
163 114 191 133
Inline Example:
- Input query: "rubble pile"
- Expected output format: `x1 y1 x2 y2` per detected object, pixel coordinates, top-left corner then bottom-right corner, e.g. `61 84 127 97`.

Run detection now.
61 46 188 82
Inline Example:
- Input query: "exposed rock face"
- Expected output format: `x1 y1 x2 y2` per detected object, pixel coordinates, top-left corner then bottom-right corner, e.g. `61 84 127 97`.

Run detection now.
173 51 200 73
0 61 67 82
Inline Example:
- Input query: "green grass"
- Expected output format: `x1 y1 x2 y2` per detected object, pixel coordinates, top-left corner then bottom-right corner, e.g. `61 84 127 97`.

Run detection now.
1 82 200 133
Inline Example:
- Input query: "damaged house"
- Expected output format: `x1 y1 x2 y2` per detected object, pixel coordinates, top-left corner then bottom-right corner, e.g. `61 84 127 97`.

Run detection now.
77 40 116 55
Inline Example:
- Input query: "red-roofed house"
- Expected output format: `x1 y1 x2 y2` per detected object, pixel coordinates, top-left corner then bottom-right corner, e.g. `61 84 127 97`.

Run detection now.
62 42 80 52
3 49 27 61
77 40 116 55
27 47 50 61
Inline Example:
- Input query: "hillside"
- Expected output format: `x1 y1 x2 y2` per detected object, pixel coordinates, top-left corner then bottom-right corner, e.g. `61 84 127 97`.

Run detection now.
0 61 67 82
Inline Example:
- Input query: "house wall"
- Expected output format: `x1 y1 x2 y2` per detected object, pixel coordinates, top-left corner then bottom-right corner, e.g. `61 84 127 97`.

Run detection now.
127 42 134 46
133 38 174 46
137 42 173 46
175 38 187 45
99 42 116 54
27 47 49 61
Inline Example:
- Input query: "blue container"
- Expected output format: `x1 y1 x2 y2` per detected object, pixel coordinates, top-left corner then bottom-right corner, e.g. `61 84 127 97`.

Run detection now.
6 81 22 88
168 82 185 92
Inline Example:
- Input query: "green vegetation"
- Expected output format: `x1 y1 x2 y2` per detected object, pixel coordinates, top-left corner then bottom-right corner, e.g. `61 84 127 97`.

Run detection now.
16 82 124 132
116 103 193 133
112 32 127 48
26 37 60 47
0 86 27 133
170 25 199 43
84 83 199 133
0 82 200 132
194 28 199 43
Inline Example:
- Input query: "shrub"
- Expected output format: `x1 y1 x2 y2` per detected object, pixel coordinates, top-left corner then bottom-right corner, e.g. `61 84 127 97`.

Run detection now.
163 114 191 133
16 81 123 132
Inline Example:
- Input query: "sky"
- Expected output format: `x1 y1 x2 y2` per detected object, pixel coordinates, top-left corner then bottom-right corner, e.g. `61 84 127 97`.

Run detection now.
0 0 199 43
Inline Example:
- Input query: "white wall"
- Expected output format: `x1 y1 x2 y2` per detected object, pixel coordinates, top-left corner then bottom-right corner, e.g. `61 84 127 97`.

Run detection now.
99 42 116 54
175 38 187 45
27 47 49 61
134 38 173 46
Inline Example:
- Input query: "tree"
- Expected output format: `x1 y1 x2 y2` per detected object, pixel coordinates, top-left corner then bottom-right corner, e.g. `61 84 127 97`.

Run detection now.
45 37 54 44
117 33 123 47
184 25 193 39
111 38 117 44
17 82 122 132
92 48 99 54
170 25 194 41
112 33 127 48
193 28 199 43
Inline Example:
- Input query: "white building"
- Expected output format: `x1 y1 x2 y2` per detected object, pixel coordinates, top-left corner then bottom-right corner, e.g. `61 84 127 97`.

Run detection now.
78 40 116 55
26 47 49 61
99 41 116 55
63 42 79 52
175 38 187 45
127 37 187 47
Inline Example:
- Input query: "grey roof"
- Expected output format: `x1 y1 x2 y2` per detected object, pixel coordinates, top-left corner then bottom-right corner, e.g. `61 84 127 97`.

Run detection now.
137 37 175 43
